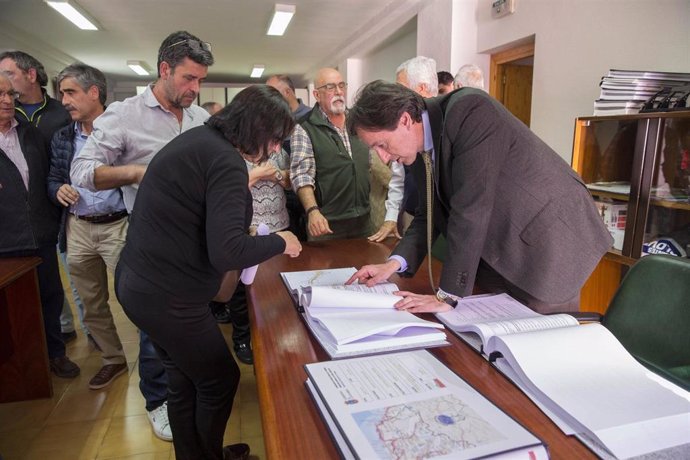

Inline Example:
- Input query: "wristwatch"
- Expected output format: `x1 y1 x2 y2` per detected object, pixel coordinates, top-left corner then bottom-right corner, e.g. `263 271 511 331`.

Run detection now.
436 289 459 308
275 170 284 182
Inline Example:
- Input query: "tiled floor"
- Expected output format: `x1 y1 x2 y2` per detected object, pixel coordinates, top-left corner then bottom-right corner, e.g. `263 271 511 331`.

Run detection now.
0 272 265 460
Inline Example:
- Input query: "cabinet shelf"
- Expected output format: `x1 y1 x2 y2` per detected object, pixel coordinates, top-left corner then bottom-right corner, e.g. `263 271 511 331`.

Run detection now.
588 190 690 211
573 112 690 313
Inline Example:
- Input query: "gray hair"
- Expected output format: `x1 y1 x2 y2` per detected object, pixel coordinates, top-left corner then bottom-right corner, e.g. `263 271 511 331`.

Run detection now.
57 63 107 106
454 64 485 90
157 30 214 77
0 51 48 87
396 56 438 96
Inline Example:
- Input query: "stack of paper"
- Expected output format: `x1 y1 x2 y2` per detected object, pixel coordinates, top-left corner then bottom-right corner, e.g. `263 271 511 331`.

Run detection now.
281 268 448 359
593 69 690 116
438 294 690 458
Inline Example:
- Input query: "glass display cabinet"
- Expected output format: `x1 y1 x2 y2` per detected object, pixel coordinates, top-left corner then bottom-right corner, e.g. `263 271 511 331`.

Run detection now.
572 112 690 312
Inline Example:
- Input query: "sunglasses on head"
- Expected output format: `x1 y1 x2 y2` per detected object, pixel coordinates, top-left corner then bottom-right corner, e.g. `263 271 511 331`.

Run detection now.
166 39 212 53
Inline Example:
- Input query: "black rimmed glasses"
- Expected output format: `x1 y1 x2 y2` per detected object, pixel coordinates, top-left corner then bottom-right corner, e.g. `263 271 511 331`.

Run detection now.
315 82 348 93
166 39 212 53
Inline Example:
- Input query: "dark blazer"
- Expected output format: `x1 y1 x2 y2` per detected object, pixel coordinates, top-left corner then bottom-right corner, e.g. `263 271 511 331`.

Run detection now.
393 88 612 304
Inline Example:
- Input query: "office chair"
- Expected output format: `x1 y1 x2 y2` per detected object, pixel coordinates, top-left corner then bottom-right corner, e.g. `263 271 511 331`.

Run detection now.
600 254 690 391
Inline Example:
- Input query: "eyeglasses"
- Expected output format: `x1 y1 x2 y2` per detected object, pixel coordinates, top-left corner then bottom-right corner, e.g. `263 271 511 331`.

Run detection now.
315 82 347 93
0 90 18 100
166 39 212 53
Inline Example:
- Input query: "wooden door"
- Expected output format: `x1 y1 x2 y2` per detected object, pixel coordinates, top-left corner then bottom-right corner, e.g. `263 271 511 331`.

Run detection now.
502 64 533 126
490 40 535 127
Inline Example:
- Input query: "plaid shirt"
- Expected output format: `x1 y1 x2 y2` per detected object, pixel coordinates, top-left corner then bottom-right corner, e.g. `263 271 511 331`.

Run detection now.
290 106 355 192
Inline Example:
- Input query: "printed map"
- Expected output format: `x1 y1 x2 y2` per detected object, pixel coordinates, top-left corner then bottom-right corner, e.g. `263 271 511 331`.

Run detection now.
351 394 505 459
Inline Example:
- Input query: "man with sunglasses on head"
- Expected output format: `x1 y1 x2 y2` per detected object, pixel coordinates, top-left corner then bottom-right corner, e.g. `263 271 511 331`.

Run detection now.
70 30 215 446
291 67 403 241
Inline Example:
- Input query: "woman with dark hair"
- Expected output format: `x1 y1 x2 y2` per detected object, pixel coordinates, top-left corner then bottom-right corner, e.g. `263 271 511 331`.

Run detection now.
115 85 301 460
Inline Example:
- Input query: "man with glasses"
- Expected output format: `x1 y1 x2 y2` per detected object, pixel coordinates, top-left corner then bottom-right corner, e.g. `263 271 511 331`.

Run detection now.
291 67 395 241
0 51 71 140
0 50 86 347
70 30 223 448
0 73 80 379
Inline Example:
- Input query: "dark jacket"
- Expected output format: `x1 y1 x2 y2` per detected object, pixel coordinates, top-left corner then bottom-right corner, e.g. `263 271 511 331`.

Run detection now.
0 121 61 254
15 90 71 142
393 88 612 304
46 123 76 253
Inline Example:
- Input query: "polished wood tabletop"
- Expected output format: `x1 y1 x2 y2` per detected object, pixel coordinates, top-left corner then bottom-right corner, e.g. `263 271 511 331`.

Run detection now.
247 239 596 459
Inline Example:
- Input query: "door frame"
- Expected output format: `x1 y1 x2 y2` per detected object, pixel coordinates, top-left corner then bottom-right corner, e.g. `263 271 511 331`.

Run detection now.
489 40 535 102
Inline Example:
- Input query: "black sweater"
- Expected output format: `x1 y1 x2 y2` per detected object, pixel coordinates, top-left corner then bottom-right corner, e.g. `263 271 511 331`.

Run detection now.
119 124 286 302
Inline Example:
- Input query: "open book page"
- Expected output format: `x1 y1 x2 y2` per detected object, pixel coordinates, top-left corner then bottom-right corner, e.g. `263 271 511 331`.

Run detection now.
305 307 444 345
303 316 448 359
436 293 577 353
300 282 400 309
304 350 546 460
486 323 690 459
280 267 357 294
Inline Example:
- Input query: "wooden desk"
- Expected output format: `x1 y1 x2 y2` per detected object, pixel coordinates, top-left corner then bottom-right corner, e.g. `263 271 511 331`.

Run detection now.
248 239 596 459
0 257 52 403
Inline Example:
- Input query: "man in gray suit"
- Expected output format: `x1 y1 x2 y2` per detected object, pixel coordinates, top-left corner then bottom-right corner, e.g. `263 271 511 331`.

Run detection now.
347 80 612 314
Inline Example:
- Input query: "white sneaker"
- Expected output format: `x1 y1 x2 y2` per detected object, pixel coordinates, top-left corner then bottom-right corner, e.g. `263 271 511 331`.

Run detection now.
147 401 173 441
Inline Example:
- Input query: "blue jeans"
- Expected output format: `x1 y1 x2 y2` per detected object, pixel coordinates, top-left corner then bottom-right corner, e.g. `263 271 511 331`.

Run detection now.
138 329 169 411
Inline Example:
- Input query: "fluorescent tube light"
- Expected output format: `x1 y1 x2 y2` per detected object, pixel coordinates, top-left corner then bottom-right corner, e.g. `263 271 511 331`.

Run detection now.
250 65 265 79
267 4 295 36
127 61 150 76
45 0 99 30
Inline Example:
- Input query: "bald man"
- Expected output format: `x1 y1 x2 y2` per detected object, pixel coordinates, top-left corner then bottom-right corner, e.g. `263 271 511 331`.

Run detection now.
289 68 372 240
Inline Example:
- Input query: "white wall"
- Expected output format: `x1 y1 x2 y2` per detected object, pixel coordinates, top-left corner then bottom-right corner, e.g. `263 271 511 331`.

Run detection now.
476 0 690 161
359 26 418 91
450 0 489 82
417 0 453 71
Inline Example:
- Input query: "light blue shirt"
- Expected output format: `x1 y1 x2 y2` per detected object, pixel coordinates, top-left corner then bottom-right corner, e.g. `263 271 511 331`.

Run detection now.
70 122 126 217
70 84 210 212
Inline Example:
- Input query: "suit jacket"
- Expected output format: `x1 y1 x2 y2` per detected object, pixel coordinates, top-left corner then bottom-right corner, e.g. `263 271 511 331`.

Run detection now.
393 88 612 304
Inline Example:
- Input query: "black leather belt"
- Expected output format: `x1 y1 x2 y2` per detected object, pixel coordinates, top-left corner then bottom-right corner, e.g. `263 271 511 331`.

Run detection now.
75 210 128 224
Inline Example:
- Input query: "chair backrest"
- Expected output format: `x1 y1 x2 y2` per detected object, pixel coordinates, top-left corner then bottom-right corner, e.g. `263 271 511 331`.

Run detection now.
602 255 690 391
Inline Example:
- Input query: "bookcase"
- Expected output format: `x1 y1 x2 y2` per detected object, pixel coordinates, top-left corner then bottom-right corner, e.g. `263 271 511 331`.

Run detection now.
572 112 690 313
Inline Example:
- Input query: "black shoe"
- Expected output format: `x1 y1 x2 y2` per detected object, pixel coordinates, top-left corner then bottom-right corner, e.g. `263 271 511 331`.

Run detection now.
210 301 232 324
49 356 80 378
234 342 253 365
61 330 77 344
223 443 250 460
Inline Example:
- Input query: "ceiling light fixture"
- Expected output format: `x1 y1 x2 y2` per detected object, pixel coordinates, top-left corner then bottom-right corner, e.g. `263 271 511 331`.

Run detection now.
44 0 99 30
127 60 151 76
250 65 265 79
267 3 295 36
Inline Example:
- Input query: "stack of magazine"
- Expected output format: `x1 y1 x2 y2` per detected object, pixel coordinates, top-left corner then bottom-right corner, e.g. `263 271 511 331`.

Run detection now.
280 267 448 359
593 69 690 116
